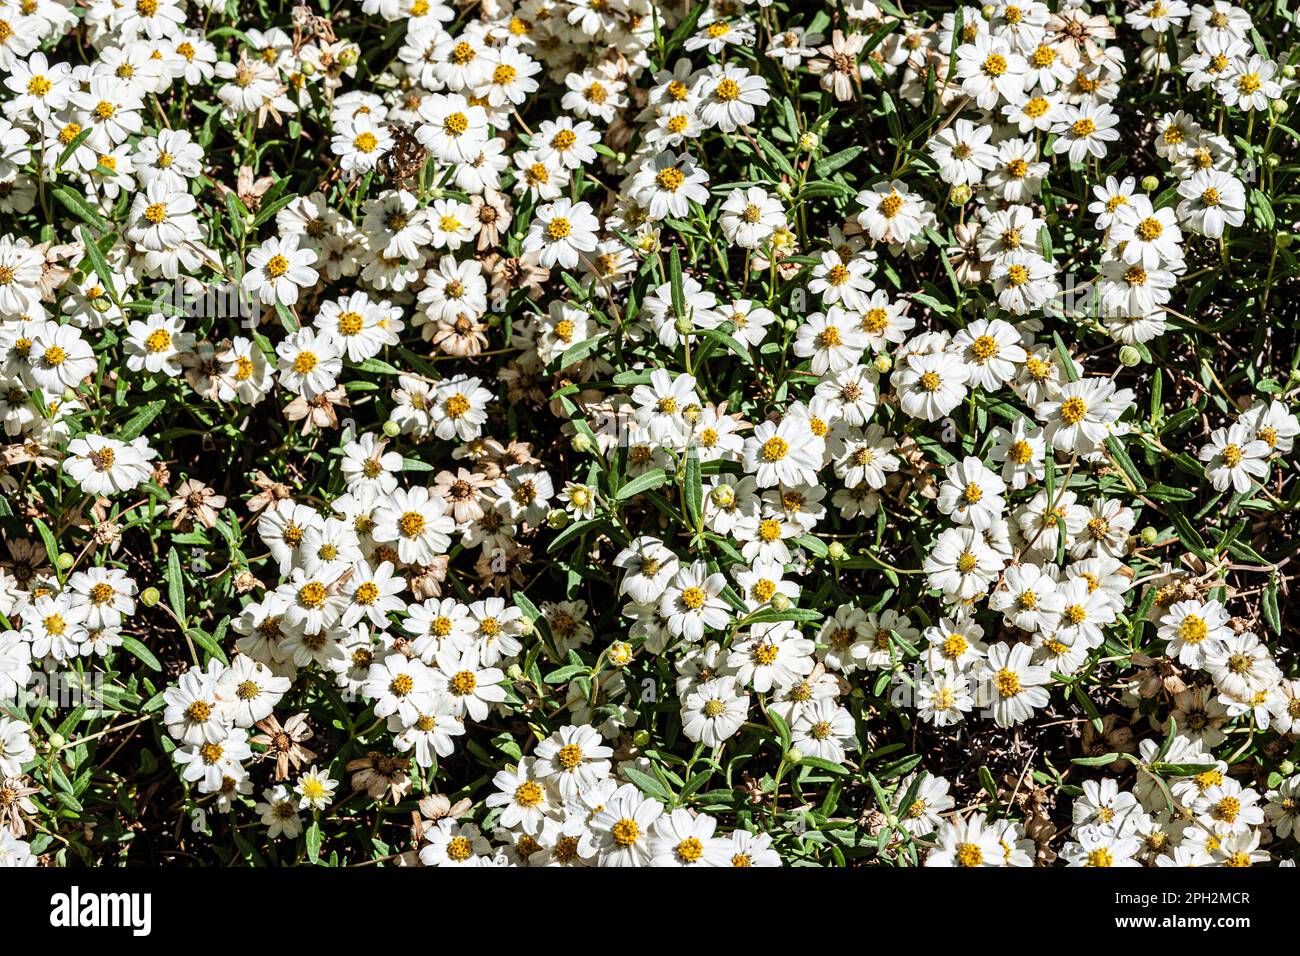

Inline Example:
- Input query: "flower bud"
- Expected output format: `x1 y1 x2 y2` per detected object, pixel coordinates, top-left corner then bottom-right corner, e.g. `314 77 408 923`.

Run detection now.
382 419 402 438
770 593 792 613
1118 345 1142 367
782 318 798 333
609 641 633 666
545 509 569 530
632 729 652 747
873 354 893 374
798 132 819 151
47 733 66 751
506 664 524 681
775 181 794 201
1280 759 1296 775
1278 232 1294 250
1266 153 1280 168
57 552 74 570
785 748 803 765
948 184 972 205
710 485 735 508
1141 175 1159 192
570 432 595 454
674 314 693 336
1285 65 1297 79
827 541 846 562
1271 98 1288 116
1140 526 1159 545
140 587 161 607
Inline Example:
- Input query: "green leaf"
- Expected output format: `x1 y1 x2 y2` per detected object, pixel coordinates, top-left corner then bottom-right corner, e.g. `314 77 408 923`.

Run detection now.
621 765 674 804
305 821 322 863
118 399 167 441
166 547 186 623
120 636 161 672
615 468 667 500
683 449 703 530
53 186 110 231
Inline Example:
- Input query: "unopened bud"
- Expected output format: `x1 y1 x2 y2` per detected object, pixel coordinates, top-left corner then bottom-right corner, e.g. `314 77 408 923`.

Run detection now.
141 587 161 607
1140 526 1158 545
1271 98 1288 116
609 641 633 666
948 184 972 205
827 541 846 562
1141 175 1159 192
632 729 651 747
48 733 66 751
546 509 569 530
1118 345 1142 367
775 181 794 201
1280 759 1296 775
382 420 402 438
873 354 893 374
1278 232 1294 250
57 552 74 570
782 318 798 333
710 485 735 508
674 314 692 336
770 593 792 613
785 748 803 764
570 432 595 454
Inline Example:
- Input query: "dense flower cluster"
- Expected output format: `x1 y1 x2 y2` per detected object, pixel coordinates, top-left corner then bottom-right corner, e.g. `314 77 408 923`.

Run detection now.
0 0 1297 868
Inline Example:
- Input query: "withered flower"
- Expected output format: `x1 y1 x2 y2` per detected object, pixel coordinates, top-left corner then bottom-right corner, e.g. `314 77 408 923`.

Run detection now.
252 713 317 780
346 752 412 804
284 385 350 434
167 478 228 530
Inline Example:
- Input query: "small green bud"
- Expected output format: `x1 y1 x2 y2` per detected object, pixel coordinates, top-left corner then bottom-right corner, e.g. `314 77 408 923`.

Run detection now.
1140 526 1159 545
570 432 595 454
674 314 693 336
57 552 74 570
141 587 161 607
827 541 847 562
873 354 893 374
770 593 792 613
785 748 803 765
1266 153 1280 168
1118 345 1142 367
47 732 66 751
382 420 402 438
1271 98 1288 116
1278 232 1294 250
632 729 652 748
506 664 524 681
783 318 798 333
62 388 77 403
1141 175 1159 192
1285 65 1297 79
1280 759 1296 776
545 509 569 530
710 485 735 508
775 182 794 201
948 184 972 205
